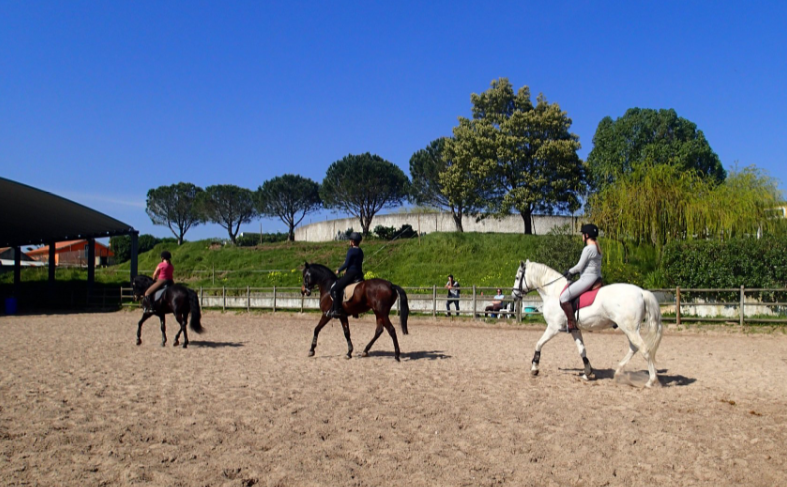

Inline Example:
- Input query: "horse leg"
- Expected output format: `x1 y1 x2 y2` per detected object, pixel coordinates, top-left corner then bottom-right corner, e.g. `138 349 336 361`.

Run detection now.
569 330 594 380
308 315 330 357
159 315 167 347
530 323 561 376
179 312 189 349
644 350 660 388
362 318 385 358
382 316 401 362
615 342 637 378
340 317 354 359
136 313 153 345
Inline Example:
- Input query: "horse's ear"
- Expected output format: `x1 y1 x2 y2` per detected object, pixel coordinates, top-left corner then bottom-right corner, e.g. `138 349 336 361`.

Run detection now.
520 260 525 266
304 261 309 268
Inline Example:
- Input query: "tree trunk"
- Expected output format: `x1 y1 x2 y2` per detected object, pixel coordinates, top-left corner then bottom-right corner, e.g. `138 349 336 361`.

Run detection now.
287 224 295 242
521 210 533 235
451 210 464 232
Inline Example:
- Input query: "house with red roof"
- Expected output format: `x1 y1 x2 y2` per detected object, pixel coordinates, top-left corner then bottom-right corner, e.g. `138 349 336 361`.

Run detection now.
25 240 114 267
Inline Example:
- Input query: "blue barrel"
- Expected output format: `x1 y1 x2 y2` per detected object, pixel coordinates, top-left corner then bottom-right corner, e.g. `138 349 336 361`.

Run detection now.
524 306 537 313
5 297 18 315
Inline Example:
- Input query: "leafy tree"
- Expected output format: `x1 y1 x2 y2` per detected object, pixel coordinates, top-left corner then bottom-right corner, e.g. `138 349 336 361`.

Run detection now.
586 107 726 191
145 183 205 245
198 185 258 245
588 163 784 248
410 137 484 232
445 78 585 234
109 234 174 263
320 153 410 235
256 174 321 241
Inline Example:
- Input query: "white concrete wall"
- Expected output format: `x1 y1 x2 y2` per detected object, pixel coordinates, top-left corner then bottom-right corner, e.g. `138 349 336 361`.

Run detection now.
295 212 579 242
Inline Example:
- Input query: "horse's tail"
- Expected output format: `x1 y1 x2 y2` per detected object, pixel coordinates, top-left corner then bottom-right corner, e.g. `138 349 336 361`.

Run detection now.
639 290 663 359
392 284 409 335
188 289 204 334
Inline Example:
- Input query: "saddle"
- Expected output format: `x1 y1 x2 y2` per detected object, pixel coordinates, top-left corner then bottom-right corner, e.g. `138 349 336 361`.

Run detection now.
331 276 365 303
150 282 172 307
562 278 603 313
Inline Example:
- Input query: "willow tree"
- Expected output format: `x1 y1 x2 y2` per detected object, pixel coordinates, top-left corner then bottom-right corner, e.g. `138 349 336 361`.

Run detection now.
445 78 585 234
588 163 784 248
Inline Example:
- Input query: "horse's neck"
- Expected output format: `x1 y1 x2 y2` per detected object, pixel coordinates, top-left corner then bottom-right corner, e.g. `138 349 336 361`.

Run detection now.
311 266 336 294
528 263 564 299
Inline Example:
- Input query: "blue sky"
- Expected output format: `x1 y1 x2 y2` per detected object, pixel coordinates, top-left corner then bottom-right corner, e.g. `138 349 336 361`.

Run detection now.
2 1 786 241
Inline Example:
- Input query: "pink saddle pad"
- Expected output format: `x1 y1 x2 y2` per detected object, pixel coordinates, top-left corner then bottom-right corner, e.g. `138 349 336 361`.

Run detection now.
561 285 602 309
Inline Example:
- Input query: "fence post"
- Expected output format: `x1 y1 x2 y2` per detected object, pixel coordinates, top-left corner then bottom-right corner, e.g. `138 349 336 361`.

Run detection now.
740 285 745 327
300 291 304 313
273 286 277 313
432 285 437 317
472 285 477 320
200 287 203 307
212 265 215 285
247 286 250 312
222 286 226 311
516 299 521 322
676 287 681 326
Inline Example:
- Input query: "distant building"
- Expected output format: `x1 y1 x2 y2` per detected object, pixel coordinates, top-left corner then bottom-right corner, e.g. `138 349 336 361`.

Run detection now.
25 240 114 267
0 247 45 271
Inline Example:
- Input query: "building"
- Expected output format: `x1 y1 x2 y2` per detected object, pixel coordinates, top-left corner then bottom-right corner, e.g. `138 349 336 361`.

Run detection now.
0 247 45 272
25 240 114 267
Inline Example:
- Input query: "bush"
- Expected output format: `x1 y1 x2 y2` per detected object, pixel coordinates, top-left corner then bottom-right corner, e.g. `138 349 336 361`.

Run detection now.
110 234 176 263
236 233 289 247
374 224 417 241
661 236 787 288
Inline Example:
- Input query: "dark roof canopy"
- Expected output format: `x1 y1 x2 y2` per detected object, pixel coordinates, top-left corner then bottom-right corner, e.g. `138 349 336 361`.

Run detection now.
0 177 137 248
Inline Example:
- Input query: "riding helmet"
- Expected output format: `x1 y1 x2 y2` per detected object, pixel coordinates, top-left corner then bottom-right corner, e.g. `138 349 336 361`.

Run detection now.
161 250 172 260
580 223 599 239
349 232 362 244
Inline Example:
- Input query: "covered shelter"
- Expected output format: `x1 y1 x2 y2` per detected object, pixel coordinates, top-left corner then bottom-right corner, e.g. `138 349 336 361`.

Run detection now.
0 177 139 309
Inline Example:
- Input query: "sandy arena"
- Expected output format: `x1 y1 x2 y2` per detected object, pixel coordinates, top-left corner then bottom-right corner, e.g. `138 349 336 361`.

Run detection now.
1 311 786 486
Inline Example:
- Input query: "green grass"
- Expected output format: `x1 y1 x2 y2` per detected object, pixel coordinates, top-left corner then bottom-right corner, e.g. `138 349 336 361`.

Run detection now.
1 233 656 290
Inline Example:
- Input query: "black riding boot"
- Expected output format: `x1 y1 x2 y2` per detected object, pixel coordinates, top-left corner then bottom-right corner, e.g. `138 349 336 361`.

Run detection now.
329 290 346 318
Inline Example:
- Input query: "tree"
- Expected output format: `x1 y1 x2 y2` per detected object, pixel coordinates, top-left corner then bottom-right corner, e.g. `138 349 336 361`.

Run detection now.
445 78 585 234
588 163 784 248
410 137 485 232
198 185 258 245
145 183 205 245
256 174 321 241
586 107 726 192
320 153 410 235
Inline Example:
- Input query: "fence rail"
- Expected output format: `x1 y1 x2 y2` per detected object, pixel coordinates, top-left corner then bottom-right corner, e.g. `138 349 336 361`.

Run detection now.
114 285 787 325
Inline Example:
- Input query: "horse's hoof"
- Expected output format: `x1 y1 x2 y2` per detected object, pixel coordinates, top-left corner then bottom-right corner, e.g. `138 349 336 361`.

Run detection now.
136 339 142 346
308 350 315 357
361 351 369 358
182 343 188 349
173 341 179 347
395 355 400 362
530 369 539 376
345 354 352 360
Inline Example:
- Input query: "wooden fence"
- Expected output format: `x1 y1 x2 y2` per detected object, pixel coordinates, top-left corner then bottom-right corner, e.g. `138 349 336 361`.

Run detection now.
115 285 787 325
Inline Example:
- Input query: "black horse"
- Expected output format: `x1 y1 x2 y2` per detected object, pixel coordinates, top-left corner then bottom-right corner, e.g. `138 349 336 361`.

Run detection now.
301 262 409 361
131 275 204 348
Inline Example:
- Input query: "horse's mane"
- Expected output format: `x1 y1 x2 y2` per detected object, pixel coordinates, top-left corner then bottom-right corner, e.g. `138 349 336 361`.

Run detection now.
306 263 337 279
526 261 564 287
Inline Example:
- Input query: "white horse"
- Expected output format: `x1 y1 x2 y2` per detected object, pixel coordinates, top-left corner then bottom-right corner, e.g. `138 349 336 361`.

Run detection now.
512 260 663 387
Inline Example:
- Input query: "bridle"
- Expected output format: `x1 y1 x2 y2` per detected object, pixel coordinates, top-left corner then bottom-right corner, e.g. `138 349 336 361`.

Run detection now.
513 261 565 299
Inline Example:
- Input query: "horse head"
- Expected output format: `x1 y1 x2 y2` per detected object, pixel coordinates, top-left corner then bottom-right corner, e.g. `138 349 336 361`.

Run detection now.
512 260 530 300
131 275 154 301
301 262 314 296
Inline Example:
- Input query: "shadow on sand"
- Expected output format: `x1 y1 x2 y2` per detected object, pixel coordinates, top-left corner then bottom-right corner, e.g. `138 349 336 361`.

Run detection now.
362 350 452 361
559 367 696 387
189 340 244 348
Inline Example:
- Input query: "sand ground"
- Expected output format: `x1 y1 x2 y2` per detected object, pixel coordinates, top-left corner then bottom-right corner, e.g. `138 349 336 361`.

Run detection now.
1 311 786 486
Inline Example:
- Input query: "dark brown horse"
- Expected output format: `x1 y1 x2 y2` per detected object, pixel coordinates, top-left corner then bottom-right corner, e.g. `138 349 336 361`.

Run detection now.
301 262 409 361
131 275 204 348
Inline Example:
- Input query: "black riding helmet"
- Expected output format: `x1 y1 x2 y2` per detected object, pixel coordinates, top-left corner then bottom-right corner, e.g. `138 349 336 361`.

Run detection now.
349 232 362 244
580 224 599 239
161 250 172 260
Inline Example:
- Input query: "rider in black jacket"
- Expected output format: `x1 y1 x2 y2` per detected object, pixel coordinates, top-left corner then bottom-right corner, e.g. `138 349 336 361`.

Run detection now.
329 232 364 318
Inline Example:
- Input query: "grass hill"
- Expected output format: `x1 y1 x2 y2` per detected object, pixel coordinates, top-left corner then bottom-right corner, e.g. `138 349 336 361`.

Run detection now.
3 233 660 290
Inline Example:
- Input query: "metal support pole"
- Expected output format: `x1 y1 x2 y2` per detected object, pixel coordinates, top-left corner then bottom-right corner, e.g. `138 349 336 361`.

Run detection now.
472 285 477 320
676 287 681 326
432 285 437 317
